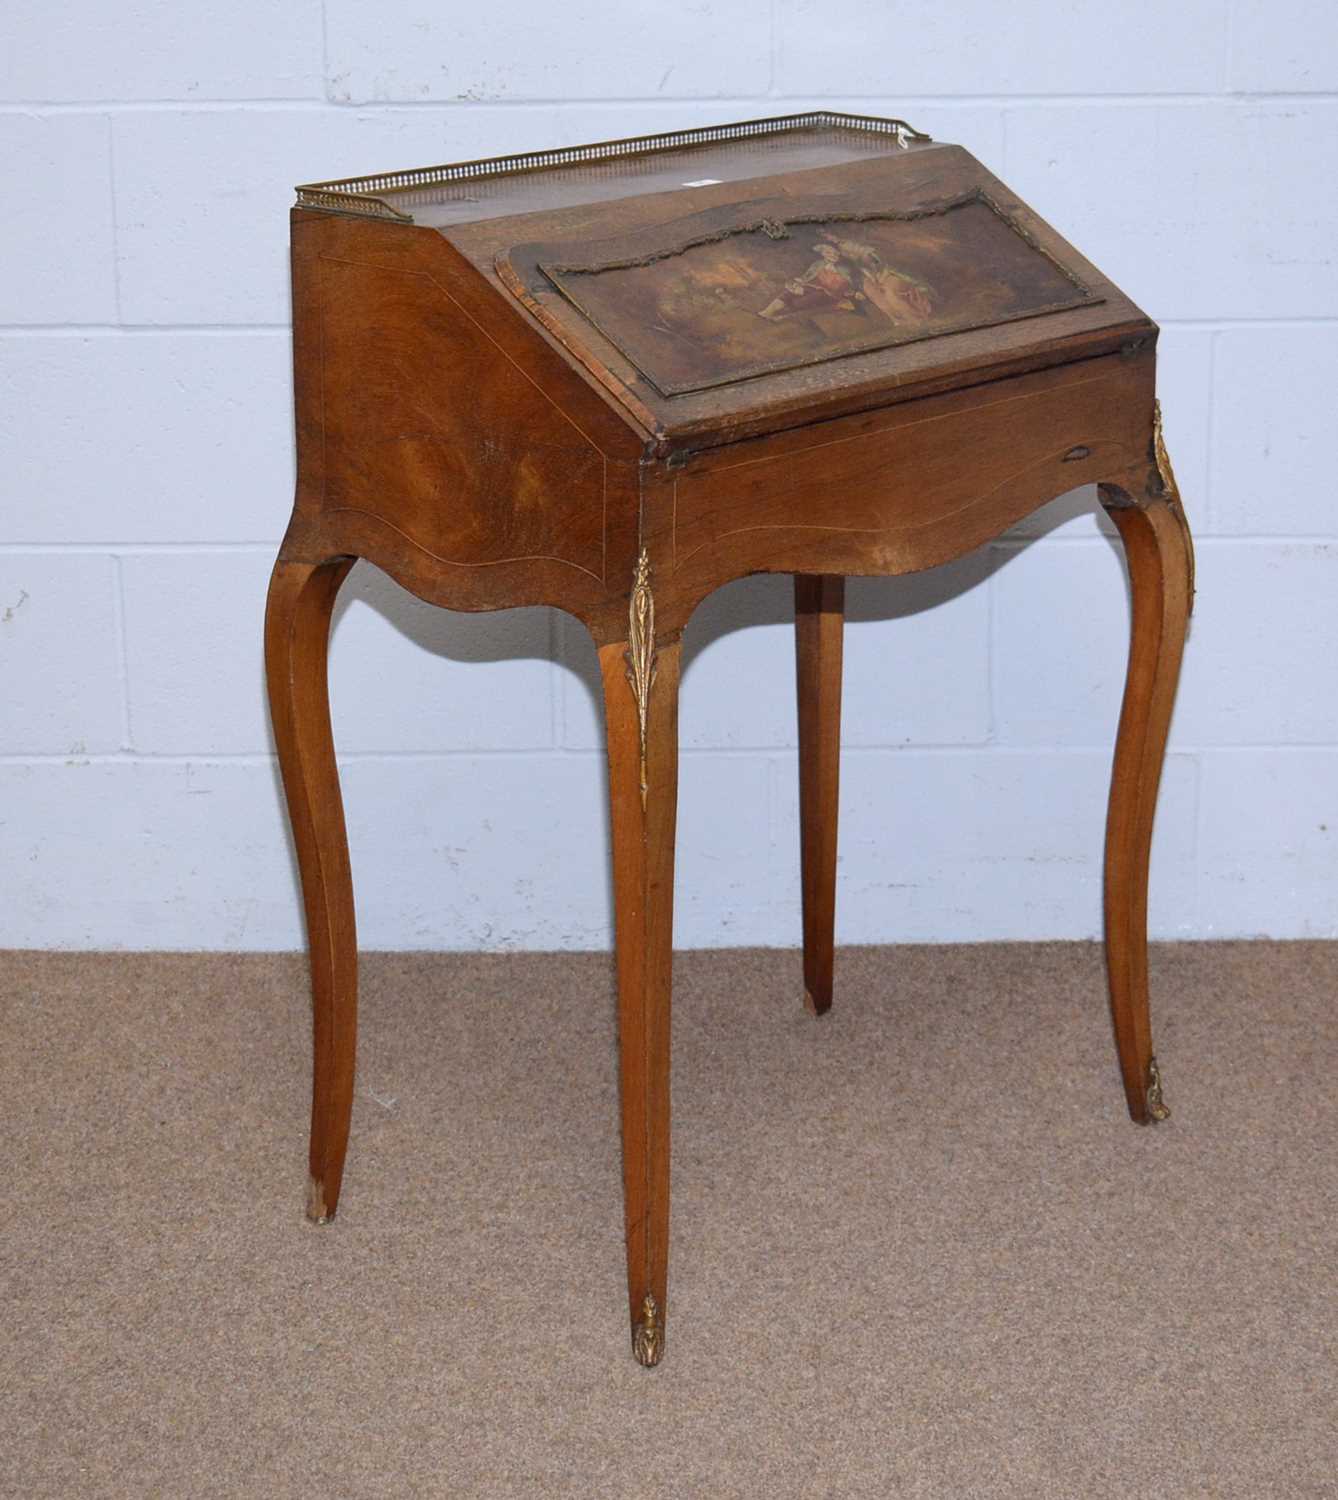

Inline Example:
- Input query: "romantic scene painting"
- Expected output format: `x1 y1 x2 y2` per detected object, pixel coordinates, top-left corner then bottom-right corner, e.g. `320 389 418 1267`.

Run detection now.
543 196 1100 396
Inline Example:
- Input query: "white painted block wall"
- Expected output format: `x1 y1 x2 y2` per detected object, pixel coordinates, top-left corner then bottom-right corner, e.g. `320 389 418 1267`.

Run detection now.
2 2 1336 950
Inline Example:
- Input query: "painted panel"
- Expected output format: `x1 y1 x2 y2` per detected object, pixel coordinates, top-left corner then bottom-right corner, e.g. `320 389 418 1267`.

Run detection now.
525 192 1101 396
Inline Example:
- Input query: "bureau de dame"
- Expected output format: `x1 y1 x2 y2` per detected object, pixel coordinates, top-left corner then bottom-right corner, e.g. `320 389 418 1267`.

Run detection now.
266 113 1192 1366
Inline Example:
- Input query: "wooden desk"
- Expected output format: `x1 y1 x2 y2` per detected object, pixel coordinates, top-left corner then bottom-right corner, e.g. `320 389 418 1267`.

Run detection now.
265 113 1192 1367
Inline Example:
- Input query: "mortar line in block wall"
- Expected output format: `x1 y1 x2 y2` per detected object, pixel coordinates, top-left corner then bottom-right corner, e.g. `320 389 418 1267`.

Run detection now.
3 91 1338 114
990 535 1338 549
546 610 561 750
105 113 122 323
0 544 284 555
320 0 331 106
0 99 347 113
1185 749 1204 931
1159 317 1338 330
1205 326 1221 532
0 95 785 113
985 556 999 746
0 326 292 336
110 555 133 751
763 748 782 852
0 746 1324 770
767 0 778 98
5 319 1337 339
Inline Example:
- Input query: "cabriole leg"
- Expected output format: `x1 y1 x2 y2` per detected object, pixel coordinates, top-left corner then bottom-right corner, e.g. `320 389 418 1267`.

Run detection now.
264 555 358 1220
1099 407 1194 1124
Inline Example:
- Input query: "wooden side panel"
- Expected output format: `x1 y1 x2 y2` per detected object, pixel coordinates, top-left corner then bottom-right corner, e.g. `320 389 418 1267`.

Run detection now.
320 255 608 579
653 350 1155 620
283 210 643 627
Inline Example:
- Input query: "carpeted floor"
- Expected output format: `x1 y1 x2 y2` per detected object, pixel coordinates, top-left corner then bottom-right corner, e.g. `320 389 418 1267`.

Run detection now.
2 943 1335 1498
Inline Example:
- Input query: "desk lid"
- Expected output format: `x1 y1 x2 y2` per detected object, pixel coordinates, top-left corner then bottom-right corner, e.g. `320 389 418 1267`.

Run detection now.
295 113 1152 447
503 186 1102 399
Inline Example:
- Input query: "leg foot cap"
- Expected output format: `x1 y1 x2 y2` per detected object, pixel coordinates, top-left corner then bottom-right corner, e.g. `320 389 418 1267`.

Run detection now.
1144 1056 1171 1124
632 1294 664 1368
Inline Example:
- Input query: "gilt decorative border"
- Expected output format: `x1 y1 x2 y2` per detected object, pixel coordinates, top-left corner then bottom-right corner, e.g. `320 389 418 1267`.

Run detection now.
624 550 657 811
293 110 932 222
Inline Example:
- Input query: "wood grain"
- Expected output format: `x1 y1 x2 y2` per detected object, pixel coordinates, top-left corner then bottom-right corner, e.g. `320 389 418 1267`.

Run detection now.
270 122 1188 1365
454 143 1152 451
795 575 845 1016
282 208 643 638
264 556 358 1222
1098 488 1193 1122
599 635 681 1364
641 349 1154 636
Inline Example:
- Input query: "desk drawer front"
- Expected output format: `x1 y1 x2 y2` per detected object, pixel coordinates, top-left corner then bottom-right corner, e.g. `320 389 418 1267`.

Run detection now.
669 355 1151 587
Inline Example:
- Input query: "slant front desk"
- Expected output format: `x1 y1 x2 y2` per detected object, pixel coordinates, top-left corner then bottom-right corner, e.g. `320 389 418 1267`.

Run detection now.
265 113 1193 1368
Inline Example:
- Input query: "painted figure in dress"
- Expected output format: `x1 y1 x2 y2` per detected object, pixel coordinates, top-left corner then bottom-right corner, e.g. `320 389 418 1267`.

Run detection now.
759 230 936 326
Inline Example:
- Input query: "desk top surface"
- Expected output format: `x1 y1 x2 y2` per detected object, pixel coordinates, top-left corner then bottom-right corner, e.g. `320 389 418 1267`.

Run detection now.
295 113 1152 446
